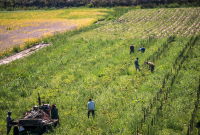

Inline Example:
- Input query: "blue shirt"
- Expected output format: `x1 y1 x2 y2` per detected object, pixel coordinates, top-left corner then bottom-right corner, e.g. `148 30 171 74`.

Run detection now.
140 47 145 51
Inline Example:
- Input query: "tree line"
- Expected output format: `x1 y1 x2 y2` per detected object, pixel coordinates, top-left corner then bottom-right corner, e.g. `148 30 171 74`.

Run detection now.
0 0 199 9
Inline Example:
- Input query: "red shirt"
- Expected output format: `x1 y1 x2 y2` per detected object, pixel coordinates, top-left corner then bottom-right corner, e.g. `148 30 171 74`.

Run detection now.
130 45 134 50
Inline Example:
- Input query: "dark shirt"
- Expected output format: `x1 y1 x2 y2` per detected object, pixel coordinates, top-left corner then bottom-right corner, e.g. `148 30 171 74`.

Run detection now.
51 107 59 119
134 59 139 66
7 115 12 127
130 45 134 50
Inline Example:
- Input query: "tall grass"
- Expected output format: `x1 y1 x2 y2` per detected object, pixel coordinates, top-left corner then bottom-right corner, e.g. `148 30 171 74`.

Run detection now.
0 7 199 134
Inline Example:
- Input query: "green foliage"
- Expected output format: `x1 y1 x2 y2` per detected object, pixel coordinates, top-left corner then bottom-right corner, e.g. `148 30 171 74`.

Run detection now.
0 7 200 134
27 6 38 10
167 3 180 8
86 3 94 8
12 46 20 53
6 7 14 11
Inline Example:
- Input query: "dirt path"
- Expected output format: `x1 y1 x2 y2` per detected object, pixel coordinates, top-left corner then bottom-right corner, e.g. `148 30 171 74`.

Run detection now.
0 43 52 65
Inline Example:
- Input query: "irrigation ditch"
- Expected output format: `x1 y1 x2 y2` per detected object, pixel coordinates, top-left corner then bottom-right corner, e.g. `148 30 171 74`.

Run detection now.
132 35 199 134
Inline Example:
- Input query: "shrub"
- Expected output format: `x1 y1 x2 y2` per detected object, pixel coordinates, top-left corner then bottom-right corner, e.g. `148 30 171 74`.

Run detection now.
135 5 142 9
167 3 180 8
49 7 56 10
6 7 14 11
86 3 94 8
12 46 20 53
28 6 38 10
43 6 48 10
23 6 27 10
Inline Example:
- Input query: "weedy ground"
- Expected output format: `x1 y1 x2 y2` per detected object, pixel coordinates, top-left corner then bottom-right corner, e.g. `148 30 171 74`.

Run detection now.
0 7 200 134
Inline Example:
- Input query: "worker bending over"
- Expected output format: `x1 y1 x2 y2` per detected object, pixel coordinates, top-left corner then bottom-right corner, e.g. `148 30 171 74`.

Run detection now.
146 61 155 72
87 98 95 118
138 47 145 53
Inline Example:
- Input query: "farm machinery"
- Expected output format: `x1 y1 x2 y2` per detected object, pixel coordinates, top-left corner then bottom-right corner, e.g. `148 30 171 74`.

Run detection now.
11 94 59 135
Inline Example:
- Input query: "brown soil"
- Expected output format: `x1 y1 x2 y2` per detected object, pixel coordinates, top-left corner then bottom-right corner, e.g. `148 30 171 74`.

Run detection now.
0 21 77 52
0 20 78 65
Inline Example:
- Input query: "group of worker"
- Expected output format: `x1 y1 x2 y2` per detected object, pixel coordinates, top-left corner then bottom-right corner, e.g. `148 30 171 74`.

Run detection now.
6 98 95 134
6 103 59 134
6 44 154 134
130 44 155 72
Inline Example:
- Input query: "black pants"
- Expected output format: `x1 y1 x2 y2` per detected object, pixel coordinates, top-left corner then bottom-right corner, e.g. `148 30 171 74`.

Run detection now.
7 126 11 134
151 66 155 72
88 110 94 118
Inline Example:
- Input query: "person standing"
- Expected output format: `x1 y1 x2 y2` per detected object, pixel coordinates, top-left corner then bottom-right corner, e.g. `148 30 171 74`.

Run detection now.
50 104 59 127
7 111 12 135
138 47 145 53
130 44 134 54
87 98 95 118
134 57 140 71
50 104 59 119
146 61 155 72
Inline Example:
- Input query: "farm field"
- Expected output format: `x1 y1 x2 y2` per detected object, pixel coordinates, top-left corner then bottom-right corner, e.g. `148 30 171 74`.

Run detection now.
0 7 200 134
0 8 111 56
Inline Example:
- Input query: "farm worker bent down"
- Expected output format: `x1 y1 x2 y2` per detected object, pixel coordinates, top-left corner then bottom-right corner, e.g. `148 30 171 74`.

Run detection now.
87 98 95 118
138 47 145 53
134 57 140 71
130 44 134 54
146 61 155 72
7 111 13 135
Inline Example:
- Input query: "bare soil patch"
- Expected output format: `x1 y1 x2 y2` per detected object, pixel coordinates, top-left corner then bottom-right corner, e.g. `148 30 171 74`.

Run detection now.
0 20 77 53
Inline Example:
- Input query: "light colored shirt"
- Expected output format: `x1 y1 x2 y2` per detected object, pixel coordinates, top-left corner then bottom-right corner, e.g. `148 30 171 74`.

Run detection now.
147 62 154 67
87 101 95 110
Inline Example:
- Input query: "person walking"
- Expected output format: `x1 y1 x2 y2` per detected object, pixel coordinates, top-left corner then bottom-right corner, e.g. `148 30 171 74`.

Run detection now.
134 57 140 71
130 44 134 54
146 61 155 72
138 47 145 53
87 98 95 118
7 111 13 135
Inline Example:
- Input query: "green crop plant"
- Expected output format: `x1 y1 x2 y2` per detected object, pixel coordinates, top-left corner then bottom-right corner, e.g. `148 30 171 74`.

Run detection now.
0 7 200 134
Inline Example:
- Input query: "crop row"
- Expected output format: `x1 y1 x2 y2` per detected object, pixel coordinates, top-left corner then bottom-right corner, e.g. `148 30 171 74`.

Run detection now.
95 8 200 39
134 36 200 134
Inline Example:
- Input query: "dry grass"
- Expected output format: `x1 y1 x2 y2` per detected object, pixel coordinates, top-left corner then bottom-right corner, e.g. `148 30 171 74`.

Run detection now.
0 8 111 55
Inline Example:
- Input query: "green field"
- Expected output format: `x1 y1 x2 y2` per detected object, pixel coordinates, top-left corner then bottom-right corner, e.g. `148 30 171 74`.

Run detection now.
0 7 200 134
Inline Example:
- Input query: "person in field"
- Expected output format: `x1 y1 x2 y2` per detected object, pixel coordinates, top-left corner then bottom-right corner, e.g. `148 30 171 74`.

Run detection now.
134 57 140 71
138 47 145 53
50 104 59 127
50 104 59 120
130 44 134 54
146 61 155 72
7 111 13 135
87 98 95 118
